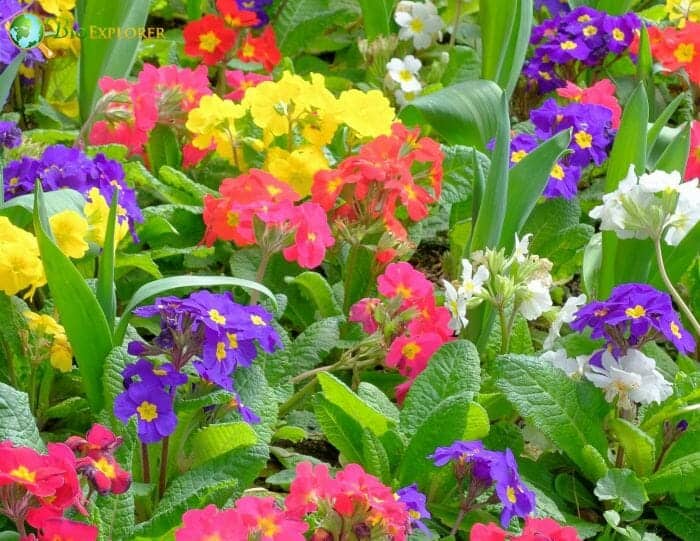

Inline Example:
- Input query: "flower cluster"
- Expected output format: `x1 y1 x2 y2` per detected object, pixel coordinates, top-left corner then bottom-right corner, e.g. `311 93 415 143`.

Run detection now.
224 69 271 101
471 517 581 541
185 71 395 193
23 311 73 373
0 425 130 540
116 291 281 442
443 234 554 333
635 22 700 84
430 441 536 528
183 0 280 69
3 145 142 240
589 166 699 246
202 170 334 269
524 7 639 93
0 216 46 299
350 262 453 402
665 0 700 26
312 123 443 243
89 64 211 160
176 462 426 540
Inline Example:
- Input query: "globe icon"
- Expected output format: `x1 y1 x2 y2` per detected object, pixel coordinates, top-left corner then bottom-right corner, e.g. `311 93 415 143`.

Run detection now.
8 13 45 50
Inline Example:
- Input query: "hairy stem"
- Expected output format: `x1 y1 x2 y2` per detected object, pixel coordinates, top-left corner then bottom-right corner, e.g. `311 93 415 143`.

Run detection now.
158 436 170 498
141 443 151 484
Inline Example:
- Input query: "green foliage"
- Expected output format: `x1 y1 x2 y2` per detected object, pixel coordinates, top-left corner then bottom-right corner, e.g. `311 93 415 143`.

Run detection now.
655 506 700 541
645 453 700 495
0 382 44 450
0 53 25 109
187 422 258 468
594 469 648 521
146 126 183 174
609 418 656 476
357 0 395 40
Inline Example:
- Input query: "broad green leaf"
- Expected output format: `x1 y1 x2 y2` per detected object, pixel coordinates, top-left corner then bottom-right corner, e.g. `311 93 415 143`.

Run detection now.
125 162 198 205
358 382 400 424
645 452 700 495
187 422 258 468
33 186 113 412
317 372 393 436
655 506 700 541
480 0 532 97
0 188 86 228
401 340 481 438
594 469 648 521
342 244 375 312
501 129 572 250
0 293 31 391
609 418 655 476
357 0 395 40
0 52 25 109
78 1 150 120
361 430 391 483
397 394 489 490
96 193 118 332
495 355 611 480
442 46 481 86
158 166 216 203
399 80 504 151
471 91 509 251
288 272 342 318
114 275 277 344
0 382 44 450
647 94 686 156
599 83 649 297
595 0 633 14
146 126 182 175
115 253 162 279
654 122 691 173
554 473 598 509
313 394 365 464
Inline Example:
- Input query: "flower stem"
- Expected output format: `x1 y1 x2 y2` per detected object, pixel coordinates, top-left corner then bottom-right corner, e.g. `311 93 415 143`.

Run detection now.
654 236 700 339
141 443 151 484
158 436 169 498
278 377 320 418
249 249 272 305
449 0 463 48
450 505 468 536
498 306 510 354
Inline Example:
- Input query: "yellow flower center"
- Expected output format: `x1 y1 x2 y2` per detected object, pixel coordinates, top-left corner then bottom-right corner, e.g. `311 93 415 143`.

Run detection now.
583 25 598 37
94 457 116 479
216 342 227 361
410 18 424 32
670 321 682 339
409 509 421 519
137 401 158 422
257 516 280 537
399 69 414 82
625 305 647 318
575 130 593 149
538 71 552 81
199 31 221 53
226 211 239 227
209 309 226 325
153 368 167 376
401 342 421 360
250 315 266 326
10 466 36 483
560 40 577 50
227 332 238 349
511 150 528 163
395 284 412 299
550 164 565 180
612 28 625 41
674 42 696 63
507 486 517 503
578 14 591 22
241 42 255 59
308 232 317 241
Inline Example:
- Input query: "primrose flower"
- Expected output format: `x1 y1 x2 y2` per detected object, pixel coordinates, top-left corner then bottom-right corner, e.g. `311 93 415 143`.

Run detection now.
114 383 177 444
48 210 89 260
396 484 431 535
0 120 21 149
666 0 700 25
492 449 536 527
461 259 490 298
387 333 444 378
512 233 532 264
237 26 281 71
186 94 246 164
24 311 74 373
216 0 260 28
635 23 700 84
378 262 435 309
234 496 308 540
557 79 622 129
225 69 271 101
183 14 237 65
335 89 395 139
387 55 423 93
443 280 469 332
535 0 571 16
394 0 443 49
543 293 587 350
34 518 99 541
0 217 46 299
585 349 672 411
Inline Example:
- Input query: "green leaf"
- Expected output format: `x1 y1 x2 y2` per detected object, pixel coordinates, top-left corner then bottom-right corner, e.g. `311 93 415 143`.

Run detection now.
399 80 505 151
609 418 656 476
554 473 598 509
594 469 648 521
357 0 394 40
401 340 481 438
647 94 686 156
96 193 118 333
442 46 481 86
317 372 393 436
655 506 700 541
114 275 277 344
649 221 700 288
495 354 611 480
645 452 700 495
158 166 216 204
397 394 489 490
358 382 400 424
361 430 391 482
654 122 691 173
288 272 342 318
0 188 86 228
599 83 649 297
0 293 31 391
500 129 572 250
115 253 162 279
313 394 364 463
594 0 633 14
0 52 25 108
471 91 509 251
480 0 532 97
77 1 150 120
0 382 44 450
146 126 183 175
33 186 113 412
187 422 258 468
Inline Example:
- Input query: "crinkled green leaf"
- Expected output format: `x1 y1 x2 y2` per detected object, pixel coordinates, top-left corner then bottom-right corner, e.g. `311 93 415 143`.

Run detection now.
645 452 700 495
187 422 258 468
655 505 700 541
609 418 656 476
594 468 648 521
0 382 44 451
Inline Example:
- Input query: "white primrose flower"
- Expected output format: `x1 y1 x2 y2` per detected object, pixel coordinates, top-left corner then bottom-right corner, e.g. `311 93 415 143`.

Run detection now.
386 55 422 93
543 294 587 350
460 259 489 299
541 349 590 379
394 0 443 50
394 88 421 107
513 233 532 263
638 169 684 193
664 179 700 246
518 278 553 320
442 280 468 332
585 349 672 411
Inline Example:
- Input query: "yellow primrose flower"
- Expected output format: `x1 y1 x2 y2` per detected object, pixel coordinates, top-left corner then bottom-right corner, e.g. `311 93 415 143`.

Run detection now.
83 188 129 246
186 95 246 163
24 311 73 372
24 311 65 336
49 210 89 259
0 217 46 299
336 89 395 139
36 0 76 16
265 145 329 196
666 0 700 24
50 335 73 372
